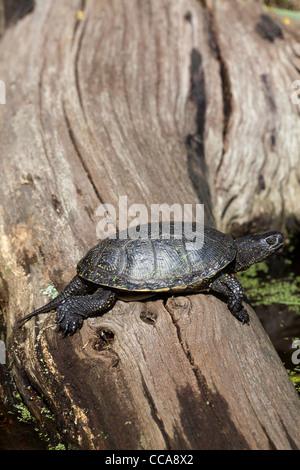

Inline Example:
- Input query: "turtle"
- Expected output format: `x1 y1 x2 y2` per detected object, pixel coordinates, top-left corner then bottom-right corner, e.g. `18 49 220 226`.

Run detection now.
18 222 284 337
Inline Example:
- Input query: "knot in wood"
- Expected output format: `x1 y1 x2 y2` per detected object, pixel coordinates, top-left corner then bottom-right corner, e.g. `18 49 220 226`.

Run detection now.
139 308 157 325
92 329 115 352
165 296 191 321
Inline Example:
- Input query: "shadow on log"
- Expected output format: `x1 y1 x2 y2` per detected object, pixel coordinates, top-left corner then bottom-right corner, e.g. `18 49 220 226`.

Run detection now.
0 0 299 450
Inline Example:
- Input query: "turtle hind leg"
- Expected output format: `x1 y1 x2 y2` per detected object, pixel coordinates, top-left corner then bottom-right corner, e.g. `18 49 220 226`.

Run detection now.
209 273 250 324
18 275 95 326
56 287 117 337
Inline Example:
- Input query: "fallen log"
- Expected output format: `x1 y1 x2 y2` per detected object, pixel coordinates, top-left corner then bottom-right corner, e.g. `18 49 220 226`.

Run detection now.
0 0 299 449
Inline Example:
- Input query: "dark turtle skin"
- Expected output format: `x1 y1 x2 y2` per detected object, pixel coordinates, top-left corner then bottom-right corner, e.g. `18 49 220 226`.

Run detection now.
19 223 284 336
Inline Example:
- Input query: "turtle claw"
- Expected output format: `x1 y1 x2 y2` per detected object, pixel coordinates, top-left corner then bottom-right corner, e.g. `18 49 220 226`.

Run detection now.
56 302 83 336
56 312 83 336
234 308 250 325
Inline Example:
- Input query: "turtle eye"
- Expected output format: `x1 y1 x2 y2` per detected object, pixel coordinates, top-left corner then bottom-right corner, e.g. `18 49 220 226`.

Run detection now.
266 235 277 246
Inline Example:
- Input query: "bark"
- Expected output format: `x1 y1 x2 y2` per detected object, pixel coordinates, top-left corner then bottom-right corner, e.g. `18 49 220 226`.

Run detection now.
0 0 299 450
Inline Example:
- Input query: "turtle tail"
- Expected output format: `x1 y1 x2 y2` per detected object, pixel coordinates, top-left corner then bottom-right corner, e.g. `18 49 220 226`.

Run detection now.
18 275 93 326
17 296 63 325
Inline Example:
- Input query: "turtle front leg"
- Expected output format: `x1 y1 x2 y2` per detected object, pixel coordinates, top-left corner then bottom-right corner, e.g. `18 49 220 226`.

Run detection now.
209 273 250 324
56 287 117 336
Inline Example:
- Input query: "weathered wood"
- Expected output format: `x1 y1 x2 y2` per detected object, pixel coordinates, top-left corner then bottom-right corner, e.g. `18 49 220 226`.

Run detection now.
0 0 299 450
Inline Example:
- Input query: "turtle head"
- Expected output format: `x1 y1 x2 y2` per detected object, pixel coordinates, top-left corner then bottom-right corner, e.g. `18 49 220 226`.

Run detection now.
234 231 284 272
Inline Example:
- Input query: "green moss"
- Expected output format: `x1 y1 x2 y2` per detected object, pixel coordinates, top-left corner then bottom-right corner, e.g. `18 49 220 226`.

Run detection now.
48 443 66 450
286 364 300 393
264 3 300 18
41 407 55 421
14 402 35 424
40 285 59 300
239 262 300 315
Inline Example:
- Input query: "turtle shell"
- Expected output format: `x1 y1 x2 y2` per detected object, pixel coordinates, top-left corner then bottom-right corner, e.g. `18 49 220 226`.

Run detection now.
77 223 236 292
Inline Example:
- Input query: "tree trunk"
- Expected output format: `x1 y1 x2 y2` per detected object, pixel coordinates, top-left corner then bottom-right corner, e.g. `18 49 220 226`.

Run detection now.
0 0 299 450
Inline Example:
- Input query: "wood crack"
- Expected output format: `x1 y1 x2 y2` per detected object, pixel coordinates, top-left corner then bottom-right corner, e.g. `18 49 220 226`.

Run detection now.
73 2 88 121
203 2 233 181
261 74 277 150
163 299 195 371
62 100 104 205
185 46 213 223
38 56 61 198
164 299 241 448
140 375 172 449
